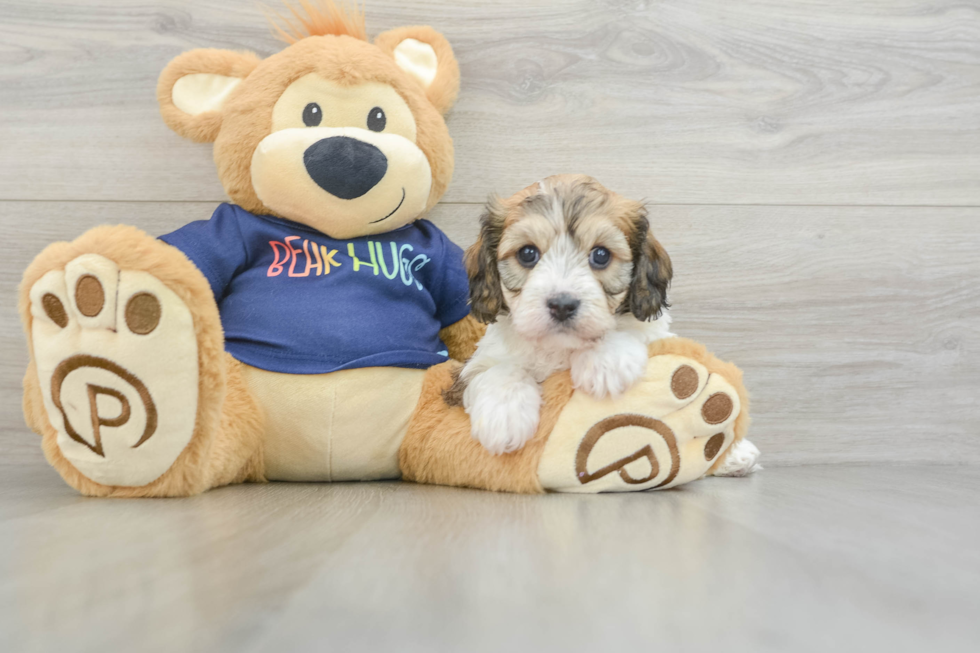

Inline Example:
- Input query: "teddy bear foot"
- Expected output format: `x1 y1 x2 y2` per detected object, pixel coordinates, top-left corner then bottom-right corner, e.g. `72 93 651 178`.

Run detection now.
400 337 753 494
20 225 265 497
28 253 201 488
538 349 745 492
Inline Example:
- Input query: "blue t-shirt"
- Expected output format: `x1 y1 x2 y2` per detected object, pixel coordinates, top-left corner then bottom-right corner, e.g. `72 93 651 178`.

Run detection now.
160 203 470 374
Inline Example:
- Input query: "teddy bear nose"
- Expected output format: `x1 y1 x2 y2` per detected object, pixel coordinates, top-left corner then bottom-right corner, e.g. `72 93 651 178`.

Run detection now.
303 136 388 200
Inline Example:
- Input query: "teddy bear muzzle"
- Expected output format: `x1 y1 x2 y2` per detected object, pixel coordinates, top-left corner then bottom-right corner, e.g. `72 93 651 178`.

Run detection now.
250 125 433 239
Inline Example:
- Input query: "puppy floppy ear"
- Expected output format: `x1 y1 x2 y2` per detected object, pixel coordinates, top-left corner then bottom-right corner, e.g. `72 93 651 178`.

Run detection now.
465 196 508 323
374 26 460 115
157 49 261 143
620 205 673 321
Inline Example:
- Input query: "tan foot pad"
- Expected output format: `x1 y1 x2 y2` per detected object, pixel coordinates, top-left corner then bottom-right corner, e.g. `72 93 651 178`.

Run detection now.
30 254 199 488
538 355 740 493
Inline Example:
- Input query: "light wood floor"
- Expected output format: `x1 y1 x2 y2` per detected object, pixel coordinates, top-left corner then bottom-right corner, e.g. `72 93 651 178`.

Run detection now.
2 1 979 650
1 464 978 652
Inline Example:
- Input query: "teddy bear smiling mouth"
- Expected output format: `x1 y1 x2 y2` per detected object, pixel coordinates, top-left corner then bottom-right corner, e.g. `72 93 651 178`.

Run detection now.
369 187 406 224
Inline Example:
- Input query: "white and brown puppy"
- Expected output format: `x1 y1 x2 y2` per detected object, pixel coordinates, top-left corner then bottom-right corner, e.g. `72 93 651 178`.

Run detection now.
455 175 675 455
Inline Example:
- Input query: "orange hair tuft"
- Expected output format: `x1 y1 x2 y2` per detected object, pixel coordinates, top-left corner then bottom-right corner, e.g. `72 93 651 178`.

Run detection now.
264 0 367 43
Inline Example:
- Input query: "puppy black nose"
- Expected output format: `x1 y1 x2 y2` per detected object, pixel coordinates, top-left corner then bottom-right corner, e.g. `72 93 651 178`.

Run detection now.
547 293 580 323
303 136 388 200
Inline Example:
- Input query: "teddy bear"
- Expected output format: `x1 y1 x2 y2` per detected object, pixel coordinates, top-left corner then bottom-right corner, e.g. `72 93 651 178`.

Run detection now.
18 1 754 497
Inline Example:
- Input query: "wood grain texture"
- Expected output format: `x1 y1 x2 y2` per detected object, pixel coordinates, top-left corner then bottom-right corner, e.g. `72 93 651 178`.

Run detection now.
3 3 979 651
1 464 978 652
3 201 978 467
1 0 979 204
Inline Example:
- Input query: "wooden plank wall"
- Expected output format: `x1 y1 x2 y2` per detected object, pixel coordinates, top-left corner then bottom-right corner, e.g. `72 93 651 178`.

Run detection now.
1 0 978 467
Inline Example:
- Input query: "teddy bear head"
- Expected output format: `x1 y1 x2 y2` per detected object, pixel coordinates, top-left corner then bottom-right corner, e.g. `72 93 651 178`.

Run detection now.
157 1 459 239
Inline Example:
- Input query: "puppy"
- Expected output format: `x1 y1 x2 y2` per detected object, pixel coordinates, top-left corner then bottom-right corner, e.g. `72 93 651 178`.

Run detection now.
453 175 675 455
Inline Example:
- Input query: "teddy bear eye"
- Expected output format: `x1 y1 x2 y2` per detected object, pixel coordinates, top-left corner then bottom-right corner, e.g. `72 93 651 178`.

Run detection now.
367 106 386 132
303 103 322 127
517 245 540 268
589 246 611 269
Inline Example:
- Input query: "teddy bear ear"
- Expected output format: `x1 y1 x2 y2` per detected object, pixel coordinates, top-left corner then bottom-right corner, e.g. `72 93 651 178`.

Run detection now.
374 26 460 115
157 49 262 143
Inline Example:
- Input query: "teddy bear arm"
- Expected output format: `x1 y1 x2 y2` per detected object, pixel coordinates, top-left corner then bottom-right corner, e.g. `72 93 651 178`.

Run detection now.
438 314 486 361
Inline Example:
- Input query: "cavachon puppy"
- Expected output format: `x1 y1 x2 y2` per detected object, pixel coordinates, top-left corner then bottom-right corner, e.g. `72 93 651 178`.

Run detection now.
454 175 676 455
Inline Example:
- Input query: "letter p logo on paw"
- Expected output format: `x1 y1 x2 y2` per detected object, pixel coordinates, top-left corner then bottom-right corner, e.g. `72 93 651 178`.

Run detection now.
51 355 157 458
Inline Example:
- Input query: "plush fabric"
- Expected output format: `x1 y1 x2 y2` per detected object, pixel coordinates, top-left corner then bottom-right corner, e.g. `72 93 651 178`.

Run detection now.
172 73 243 116
157 49 261 143
29 258 201 487
636 337 751 476
373 26 460 115
265 0 368 44
439 314 485 362
156 35 456 220
242 363 425 481
538 349 741 492
399 360 573 494
20 226 264 497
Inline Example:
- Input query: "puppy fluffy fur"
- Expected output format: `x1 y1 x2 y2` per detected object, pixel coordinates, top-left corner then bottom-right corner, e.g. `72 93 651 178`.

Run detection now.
454 175 675 455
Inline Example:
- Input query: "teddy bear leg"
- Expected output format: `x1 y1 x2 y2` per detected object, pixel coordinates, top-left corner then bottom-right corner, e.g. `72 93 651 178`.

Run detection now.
399 360 572 493
20 225 265 497
537 338 753 492
399 337 753 493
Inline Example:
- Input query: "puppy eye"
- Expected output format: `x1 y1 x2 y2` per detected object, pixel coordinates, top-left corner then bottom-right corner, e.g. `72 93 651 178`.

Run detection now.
367 106 386 132
516 245 540 268
589 246 611 269
303 103 322 127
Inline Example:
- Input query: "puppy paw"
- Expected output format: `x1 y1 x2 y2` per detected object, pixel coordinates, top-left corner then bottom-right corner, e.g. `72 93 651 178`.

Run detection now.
570 332 648 398
711 439 762 477
463 366 542 455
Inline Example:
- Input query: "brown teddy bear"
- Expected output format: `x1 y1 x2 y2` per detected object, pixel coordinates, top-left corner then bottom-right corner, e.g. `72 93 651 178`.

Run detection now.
18 1 753 497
